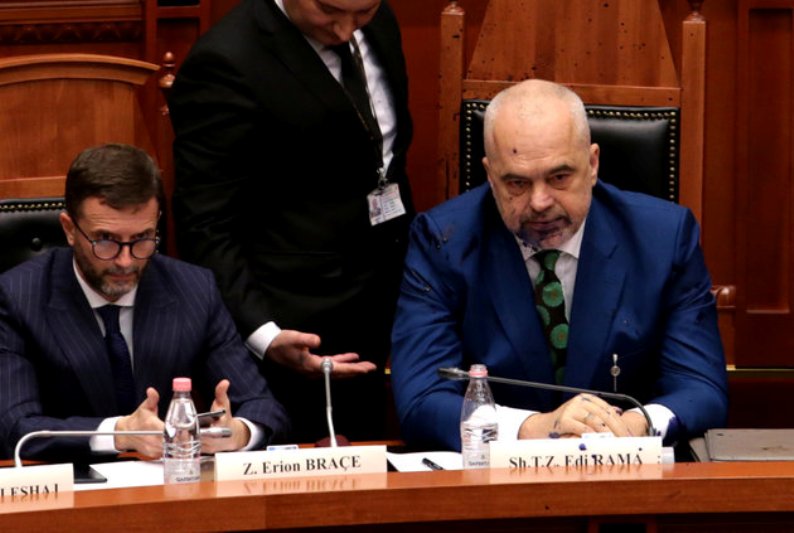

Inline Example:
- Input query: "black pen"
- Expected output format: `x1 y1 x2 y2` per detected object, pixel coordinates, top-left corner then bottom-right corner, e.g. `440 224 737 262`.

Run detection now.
198 409 226 427
422 457 444 471
198 408 226 419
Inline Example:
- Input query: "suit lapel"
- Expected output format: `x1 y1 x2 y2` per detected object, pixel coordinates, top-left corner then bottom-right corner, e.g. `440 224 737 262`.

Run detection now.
253 0 360 124
131 258 179 395
46 250 119 417
482 200 556 384
565 193 626 388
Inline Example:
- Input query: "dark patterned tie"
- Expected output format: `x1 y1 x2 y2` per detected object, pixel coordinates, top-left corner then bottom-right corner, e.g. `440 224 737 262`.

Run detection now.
330 40 382 145
97 305 136 414
533 250 569 383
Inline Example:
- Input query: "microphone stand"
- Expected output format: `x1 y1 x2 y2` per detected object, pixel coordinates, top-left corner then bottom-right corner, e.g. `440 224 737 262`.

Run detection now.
438 367 657 437
14 430 161 468
14 427 232 467
322 358 338 448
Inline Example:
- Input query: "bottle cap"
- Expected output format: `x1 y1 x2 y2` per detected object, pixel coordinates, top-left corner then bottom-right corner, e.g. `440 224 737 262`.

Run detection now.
172 377 192 392
468 364 488 378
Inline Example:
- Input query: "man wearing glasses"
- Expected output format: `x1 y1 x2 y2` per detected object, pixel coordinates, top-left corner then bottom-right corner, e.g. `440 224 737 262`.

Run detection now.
0 143 289 460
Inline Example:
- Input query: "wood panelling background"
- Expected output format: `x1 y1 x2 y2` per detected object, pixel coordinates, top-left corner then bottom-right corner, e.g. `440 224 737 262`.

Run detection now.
1 0 793 424
735 1 794 366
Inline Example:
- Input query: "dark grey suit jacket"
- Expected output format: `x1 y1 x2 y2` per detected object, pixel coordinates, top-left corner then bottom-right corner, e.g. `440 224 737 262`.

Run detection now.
169 0 413 440
0 248 290 459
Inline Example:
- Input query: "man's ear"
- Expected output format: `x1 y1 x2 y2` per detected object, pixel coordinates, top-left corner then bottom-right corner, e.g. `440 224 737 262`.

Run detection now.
589 143 600 185
483 156 494 188
59 211 76 246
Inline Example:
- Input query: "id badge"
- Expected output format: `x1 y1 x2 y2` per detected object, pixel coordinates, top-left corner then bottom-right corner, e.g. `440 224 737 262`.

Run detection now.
368 183 406 226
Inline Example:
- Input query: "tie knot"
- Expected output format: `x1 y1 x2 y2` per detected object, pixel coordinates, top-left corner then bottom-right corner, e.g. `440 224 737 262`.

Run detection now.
97 305 121 334
534 249 561 272
329 42 353 61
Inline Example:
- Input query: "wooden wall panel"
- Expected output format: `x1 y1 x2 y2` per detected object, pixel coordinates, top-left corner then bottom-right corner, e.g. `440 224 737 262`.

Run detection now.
388 0 486 211
2 79 143 175
468 0 678 88
0 1 791 403
735 2 794 366
699 0 737 297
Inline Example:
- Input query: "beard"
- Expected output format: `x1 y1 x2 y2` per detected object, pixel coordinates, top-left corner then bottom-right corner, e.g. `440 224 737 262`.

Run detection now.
516 215 572 249
73 246 145 301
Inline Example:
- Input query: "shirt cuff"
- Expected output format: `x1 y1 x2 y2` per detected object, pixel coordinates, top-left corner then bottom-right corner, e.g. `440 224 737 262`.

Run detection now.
90 417 122 453
237 417 265 450
245 322 282 360
495 404 539 440
629 403 676 438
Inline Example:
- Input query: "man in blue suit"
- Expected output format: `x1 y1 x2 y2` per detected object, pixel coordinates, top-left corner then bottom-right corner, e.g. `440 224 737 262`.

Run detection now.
0 144 289 460
391 80 727 451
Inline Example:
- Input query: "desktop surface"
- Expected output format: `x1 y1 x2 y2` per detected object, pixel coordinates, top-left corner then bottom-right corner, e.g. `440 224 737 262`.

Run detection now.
2 460 794 531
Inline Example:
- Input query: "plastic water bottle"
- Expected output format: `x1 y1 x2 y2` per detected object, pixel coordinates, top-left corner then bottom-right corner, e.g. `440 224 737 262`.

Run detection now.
460 364 498 469
163 377 201 484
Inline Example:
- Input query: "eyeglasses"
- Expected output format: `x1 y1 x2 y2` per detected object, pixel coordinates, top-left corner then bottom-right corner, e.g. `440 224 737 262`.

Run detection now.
73 220 159 260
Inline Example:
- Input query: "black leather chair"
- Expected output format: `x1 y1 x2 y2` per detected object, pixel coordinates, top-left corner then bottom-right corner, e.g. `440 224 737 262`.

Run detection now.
0 198 67 273
459 99 679 202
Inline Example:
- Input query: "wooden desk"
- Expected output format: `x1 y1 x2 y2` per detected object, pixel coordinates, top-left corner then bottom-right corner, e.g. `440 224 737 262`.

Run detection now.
2 462 794 531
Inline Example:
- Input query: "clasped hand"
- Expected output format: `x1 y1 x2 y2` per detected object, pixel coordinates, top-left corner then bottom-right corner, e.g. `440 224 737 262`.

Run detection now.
114 379 248 457
518 393 649 439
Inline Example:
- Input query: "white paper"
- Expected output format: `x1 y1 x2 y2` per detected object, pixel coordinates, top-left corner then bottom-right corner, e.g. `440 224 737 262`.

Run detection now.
73 460 164 492
386 451 462 472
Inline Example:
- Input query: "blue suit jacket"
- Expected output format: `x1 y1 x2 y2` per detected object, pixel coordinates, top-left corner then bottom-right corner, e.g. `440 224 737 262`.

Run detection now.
391 182 728 450
0 248 290 459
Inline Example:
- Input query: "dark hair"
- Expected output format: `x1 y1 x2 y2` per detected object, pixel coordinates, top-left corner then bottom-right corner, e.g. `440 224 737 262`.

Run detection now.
65 143 164 219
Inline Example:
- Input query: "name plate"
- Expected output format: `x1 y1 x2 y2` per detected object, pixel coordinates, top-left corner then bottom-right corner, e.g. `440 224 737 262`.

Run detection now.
215 445 387 481
491 436 662 469
0 464 74 502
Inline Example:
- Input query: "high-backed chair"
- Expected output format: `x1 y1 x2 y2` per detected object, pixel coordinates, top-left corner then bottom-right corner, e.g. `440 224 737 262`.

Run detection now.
0 53 160 272
437 0 736 377
459 100 679 201
0 198 66 273
438 0 706 218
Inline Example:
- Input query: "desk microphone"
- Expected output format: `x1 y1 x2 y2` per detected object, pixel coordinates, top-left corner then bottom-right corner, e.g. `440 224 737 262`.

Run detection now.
321 357 338 448
14 427 233 468
437 367 657 436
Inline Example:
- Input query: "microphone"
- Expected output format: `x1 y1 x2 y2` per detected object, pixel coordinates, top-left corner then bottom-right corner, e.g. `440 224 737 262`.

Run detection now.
321 357 338 448
14 427 233 467
437 367 657 436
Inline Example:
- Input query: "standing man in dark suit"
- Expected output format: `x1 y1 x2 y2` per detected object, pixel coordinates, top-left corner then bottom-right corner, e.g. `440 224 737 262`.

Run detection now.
169 0 413 442
391 80 728 451
0 144 289 460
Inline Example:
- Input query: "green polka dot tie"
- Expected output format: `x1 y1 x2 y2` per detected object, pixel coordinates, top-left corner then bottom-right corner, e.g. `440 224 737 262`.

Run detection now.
533 250 568 384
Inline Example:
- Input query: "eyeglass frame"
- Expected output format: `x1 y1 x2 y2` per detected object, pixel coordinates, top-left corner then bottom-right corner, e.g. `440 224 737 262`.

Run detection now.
71 218 160 261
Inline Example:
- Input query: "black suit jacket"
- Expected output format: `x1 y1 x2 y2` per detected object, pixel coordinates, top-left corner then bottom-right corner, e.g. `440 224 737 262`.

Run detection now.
169 0 413 440
0 248 290 460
